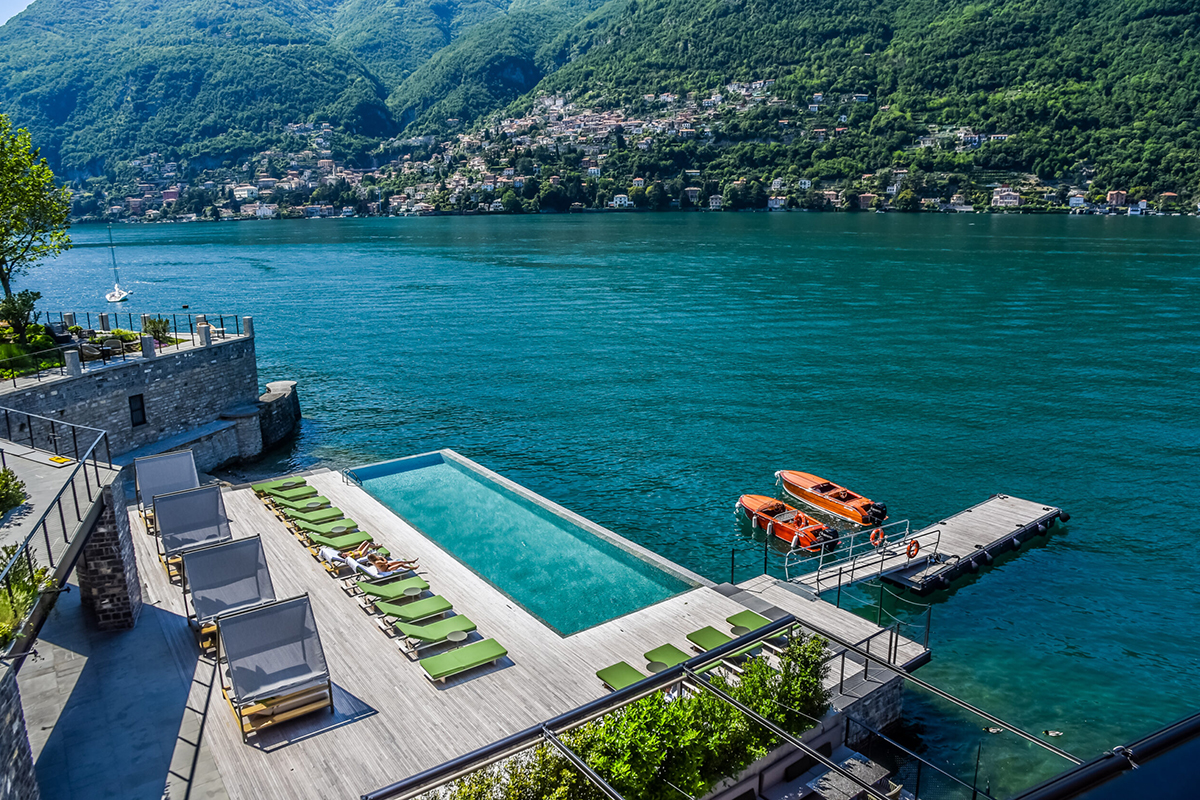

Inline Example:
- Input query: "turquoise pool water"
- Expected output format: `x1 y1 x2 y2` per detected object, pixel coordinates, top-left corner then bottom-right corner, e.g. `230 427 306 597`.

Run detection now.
353 453 694 635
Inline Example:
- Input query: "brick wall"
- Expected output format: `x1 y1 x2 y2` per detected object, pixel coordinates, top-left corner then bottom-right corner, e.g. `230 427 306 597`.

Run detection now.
75 470 142 630
0 337 259 456
0 665 39 800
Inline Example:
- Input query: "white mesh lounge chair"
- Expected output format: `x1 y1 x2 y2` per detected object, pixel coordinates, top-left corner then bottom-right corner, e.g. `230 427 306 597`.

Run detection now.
182 536 276 651
154 485 233 579
216 595 333 741
134 450 199 532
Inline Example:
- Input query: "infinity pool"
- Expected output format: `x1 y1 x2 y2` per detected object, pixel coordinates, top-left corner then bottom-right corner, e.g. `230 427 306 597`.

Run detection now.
351 452 696 635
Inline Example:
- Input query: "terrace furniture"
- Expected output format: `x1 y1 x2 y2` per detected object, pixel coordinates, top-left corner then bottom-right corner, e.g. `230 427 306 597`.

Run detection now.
134 449 199 533
597 661 646 692
216 595 332 742
251 476 309 495
643 643 690 671
374 595 452 624
182 536 275 651
394 615 478 657
726 609 773 635
307 530 374 551
420 638 507 684
356 576 429 602
282 506 346 525
155 485 233 580
687 625 763 661
273 495 332 512
267 485 319 502
294 518 360 537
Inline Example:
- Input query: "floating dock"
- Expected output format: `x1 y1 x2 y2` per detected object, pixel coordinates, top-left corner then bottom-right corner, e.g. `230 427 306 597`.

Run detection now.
790 494 1067 596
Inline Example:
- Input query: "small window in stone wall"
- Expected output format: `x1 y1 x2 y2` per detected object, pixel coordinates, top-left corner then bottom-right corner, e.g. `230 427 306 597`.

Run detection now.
129 394 147 427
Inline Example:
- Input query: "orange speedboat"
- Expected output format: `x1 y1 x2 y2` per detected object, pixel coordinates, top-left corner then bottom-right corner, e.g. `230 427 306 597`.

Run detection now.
775 471 887 526
736 494 839 552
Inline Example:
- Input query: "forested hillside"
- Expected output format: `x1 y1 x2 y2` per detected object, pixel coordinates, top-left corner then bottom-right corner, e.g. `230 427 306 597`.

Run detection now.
0 0 521 175
1 0 1198 193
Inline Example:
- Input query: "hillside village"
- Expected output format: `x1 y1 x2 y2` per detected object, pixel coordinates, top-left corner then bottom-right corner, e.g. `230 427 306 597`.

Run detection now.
70 86 1197 223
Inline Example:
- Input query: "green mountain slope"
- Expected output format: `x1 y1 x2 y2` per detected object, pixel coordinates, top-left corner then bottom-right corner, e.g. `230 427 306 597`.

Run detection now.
0 0 525 174
525 0 1200 189
386 0 606 132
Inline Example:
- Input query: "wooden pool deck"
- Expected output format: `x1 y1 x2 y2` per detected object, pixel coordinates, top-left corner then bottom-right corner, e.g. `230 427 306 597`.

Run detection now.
117 470 928 800
790 494 1065 596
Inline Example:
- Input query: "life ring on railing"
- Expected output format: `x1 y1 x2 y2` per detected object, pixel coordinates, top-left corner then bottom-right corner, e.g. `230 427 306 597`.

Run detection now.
907 540 920 559
870 528 886 547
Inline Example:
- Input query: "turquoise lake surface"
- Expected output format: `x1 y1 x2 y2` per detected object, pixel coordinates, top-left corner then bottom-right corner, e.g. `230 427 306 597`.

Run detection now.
353 454 692 635
34 213 1200 794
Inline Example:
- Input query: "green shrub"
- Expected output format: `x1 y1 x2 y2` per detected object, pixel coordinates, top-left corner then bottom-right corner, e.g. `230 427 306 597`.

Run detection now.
433 633 832 800
0 468 26 515
0 542 51 649
143 316 172 342
68 325 82 335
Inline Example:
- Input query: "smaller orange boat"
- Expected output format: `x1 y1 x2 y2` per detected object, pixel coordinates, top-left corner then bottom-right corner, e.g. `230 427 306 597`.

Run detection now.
736 494 839 552
775 471 887 526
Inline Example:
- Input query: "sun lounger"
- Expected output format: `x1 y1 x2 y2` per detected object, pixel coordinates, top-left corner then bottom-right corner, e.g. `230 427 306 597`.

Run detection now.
597 661 646 691
294 518 360 536
688 626 734 651
266 485 318 501
375 595 452 623
356 575 429 601
307 530 374 551
393 615 477 655
421 638 507 684
273 495 331 512
644 643 690 670
726 610 773 632
282 506 345 524
251 476 309 495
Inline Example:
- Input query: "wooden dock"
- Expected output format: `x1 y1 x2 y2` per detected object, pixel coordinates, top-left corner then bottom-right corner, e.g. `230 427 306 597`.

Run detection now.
789 494 1067 596
19 469 928 800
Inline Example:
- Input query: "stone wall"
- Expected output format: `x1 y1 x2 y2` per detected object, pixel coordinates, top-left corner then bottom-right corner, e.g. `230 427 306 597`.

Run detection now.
75 469 142 630
0 664 39 800
259 380 301 449
0 337 259 456
844 672 904 748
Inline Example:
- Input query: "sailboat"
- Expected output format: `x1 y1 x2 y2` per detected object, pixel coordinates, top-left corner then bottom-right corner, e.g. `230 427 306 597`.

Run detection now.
104 225 130 302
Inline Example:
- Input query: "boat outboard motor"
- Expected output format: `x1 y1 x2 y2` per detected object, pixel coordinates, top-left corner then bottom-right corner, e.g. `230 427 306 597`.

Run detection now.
820 526 839 552
868 502 888 524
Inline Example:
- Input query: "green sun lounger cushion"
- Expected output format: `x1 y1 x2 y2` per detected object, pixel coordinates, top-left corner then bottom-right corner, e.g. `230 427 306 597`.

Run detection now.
644 643 690 669
273 495 331 512
726 610 772 632
309 531 373 550
687 626 733 652
357 576 429 601
421 638 507 682
267 485 318 501
284 506 345 524
251 476 308 494
376 595 452 623
295 518 359 535
597 661 646 691
394 615 477 643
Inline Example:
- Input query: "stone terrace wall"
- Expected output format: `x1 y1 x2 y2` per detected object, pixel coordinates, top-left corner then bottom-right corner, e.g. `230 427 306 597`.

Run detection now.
75 470 142 630
0 337 258 456
0 664 39 800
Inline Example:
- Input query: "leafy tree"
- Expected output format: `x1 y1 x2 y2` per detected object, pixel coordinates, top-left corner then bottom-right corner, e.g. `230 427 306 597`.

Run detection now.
501 189 524 213
0 115 70 298
0 290 43 346
893 188 919 212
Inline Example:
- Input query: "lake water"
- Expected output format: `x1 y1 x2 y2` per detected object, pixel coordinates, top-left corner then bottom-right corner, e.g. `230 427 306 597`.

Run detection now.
33 213 1200 793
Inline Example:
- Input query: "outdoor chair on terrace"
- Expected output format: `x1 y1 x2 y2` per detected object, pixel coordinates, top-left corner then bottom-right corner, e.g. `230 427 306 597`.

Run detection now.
134 450 200 533
216 595 332 742
281 506 345 525
296 518 361 538
372 595 452 626
354 575 429 603
273 495 331 512
181 536 276 652
251 476 308 495
154 485 233 580
687 625 763 660
420 638 507 684
393 615 477 658
596 661 646 692
643 643 690 671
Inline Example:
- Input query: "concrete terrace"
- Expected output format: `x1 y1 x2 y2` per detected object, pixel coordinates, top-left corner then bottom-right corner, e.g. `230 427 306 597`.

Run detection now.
21 469 927 800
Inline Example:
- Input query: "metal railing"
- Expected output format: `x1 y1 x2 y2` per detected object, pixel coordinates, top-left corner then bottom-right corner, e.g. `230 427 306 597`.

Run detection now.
0 311 247 388
0 409 113 662
785 520 945 594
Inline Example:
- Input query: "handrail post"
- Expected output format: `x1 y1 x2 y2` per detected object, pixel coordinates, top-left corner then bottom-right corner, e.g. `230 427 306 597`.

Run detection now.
835 568 843 607
730 548 735 584
924 605 932 649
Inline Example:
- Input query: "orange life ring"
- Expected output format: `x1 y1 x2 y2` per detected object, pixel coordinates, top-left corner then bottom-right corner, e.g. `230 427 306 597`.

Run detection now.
906 540 920 559
870 528 885 547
